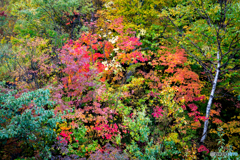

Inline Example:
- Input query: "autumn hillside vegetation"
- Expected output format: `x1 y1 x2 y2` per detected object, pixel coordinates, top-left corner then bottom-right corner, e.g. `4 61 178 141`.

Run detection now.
0 0 240 159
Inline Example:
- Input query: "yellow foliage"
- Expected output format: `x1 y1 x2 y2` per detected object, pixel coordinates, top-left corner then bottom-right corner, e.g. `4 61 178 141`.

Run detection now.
166 133 180 144
219 115 240 151
58 121 71 131
97 0 173 32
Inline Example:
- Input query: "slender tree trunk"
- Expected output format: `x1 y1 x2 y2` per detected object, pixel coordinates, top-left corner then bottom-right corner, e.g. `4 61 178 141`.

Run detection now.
200 51 221 143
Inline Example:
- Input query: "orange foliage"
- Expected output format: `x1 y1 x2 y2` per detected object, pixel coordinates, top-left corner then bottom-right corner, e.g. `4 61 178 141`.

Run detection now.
143 47 203 103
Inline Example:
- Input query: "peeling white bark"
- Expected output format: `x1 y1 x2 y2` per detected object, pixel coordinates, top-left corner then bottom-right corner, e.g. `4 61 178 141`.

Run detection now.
200 51 221 143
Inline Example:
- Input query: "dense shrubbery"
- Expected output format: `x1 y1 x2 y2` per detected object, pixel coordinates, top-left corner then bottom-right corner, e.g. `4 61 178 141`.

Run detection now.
0 0 240 159
0 82 63 159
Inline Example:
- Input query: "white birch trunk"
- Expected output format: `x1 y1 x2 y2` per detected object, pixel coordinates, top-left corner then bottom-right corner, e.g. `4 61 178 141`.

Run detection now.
200 51 221 143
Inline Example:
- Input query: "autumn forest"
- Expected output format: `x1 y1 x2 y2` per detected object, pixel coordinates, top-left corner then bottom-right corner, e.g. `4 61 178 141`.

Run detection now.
0 0 240 159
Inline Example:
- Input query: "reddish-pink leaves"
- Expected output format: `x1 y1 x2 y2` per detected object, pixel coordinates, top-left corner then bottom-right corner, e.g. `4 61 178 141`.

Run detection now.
152 106 164 118
94 123 121 140
187 103 207 122
198 145 209 154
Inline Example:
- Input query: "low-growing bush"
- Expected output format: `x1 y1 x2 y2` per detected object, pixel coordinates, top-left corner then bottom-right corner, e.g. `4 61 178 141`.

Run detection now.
0 82 64 159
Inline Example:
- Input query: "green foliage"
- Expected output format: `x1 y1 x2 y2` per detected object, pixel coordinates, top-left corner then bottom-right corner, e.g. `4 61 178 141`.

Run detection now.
68 125 98 157
211 127 239 160
0 82 64 159
100 0 179 31
124 106 181 159
127 138 181 160
124 106 151 142
10 0 94 46
159 140 181 158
